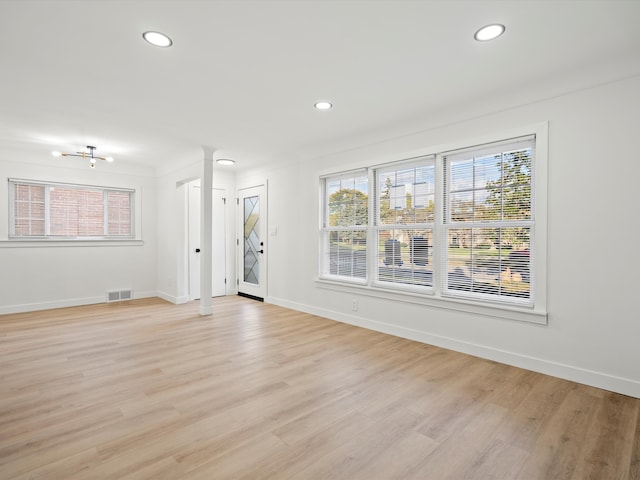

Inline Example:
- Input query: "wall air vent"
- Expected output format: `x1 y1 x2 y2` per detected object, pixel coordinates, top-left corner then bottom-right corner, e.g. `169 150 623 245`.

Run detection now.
107 290 133 302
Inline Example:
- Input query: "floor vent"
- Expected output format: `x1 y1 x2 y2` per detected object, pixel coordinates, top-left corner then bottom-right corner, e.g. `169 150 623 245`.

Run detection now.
107 290 133 302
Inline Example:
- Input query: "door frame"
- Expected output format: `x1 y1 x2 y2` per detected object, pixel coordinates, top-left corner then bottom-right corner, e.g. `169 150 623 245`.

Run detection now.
236 183 267 301
187 181 227 301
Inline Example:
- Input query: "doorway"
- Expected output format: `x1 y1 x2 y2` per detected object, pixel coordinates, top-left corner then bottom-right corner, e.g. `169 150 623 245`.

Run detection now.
237 184 266 300
188 181 227 300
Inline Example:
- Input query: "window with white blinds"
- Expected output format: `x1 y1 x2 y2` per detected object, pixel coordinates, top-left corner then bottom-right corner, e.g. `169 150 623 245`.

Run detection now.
319 130 544 316
443 136 534 305
320 171 368 281
9 179 134 239
375 156 435 289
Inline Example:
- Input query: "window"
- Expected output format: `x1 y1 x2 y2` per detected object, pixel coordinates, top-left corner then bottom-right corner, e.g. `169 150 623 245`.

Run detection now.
375 156 435 289
320 130 545 318
443 137 534 304
9 179 134 239
320 171 368 281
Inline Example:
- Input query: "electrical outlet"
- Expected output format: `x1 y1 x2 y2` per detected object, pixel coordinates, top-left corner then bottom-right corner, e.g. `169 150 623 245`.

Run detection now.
352 299 358 312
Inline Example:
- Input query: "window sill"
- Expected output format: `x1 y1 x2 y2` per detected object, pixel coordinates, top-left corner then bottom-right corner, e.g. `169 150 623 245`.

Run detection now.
0 239 145 248
316 277 547 325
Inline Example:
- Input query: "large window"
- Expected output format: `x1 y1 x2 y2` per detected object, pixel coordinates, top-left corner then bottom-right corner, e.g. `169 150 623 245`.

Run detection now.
320 132 544 316
9 179 134 239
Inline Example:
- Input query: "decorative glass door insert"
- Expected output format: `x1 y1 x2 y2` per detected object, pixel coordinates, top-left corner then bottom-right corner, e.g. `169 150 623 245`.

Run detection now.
244 195 260 284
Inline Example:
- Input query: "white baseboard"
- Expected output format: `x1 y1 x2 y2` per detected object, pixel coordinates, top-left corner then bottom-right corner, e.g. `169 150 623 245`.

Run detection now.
266 296 640 399
176 295 190 304
0 296 106 315
156 291 190 305
0 290 157 315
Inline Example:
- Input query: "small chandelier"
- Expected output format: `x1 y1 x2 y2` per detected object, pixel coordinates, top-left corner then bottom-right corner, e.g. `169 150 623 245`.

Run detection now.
52 145 114 168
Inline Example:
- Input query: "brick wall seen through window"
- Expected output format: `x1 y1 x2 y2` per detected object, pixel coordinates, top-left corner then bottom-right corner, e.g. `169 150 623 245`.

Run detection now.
9 180 133 239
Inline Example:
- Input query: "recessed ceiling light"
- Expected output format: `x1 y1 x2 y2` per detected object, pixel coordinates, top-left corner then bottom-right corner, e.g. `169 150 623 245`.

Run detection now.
216 159 235 166
314 101 333 110
143 31 173 47
52 151 62 157
474 24 505 42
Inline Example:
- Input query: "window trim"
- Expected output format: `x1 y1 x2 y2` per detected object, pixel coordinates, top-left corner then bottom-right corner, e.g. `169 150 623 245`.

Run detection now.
317 122 548 324
0 239 145 248
316 277 547 324
319 168 369 282
7 178 138 242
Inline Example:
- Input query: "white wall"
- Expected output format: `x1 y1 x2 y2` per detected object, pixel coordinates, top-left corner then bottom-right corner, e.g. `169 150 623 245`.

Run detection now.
0 152 157 313
244 75 640 398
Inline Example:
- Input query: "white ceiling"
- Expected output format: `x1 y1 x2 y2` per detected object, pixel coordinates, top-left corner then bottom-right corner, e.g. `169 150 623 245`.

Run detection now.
1 0 639 174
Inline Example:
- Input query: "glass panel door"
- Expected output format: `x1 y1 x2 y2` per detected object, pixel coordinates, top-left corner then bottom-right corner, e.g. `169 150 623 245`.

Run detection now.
237 185 266 300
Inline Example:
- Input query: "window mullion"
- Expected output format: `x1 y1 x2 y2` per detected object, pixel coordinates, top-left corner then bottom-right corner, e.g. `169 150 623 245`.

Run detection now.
433 153 445 297
367 168 376 287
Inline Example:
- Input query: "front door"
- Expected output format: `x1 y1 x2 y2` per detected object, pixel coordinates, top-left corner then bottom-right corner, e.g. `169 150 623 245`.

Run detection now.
237 185 266 300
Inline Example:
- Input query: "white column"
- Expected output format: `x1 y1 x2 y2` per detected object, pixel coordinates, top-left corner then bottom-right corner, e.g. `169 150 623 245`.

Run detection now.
199 147 214 316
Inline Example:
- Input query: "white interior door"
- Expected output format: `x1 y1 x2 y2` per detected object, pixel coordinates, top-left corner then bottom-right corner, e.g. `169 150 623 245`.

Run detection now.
237 185 266 300
188 182 226 300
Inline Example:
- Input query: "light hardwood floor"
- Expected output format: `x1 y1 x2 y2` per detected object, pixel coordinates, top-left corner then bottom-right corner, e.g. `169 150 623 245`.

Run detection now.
1 296 638 479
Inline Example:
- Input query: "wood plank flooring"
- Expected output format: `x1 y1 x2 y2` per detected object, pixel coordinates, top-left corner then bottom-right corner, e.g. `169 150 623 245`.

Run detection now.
1 296 638 479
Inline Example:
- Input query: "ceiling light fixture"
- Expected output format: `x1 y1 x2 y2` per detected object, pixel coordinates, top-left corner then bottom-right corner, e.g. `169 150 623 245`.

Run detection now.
142 31 173 47
52 145 114 169
216 158 235 166
474 24 505 41
314 101 333 110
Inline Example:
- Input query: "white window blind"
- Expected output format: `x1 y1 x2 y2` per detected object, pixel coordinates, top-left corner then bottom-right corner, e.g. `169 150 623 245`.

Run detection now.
443 136 534 304
320 171 368 281
375 156 435 289
9 179 134 239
